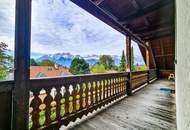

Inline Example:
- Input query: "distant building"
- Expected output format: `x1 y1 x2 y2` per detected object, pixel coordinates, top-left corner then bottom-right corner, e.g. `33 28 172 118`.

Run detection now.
30 64 72 78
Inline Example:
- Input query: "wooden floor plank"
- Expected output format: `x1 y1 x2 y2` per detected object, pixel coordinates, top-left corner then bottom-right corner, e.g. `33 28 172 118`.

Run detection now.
64 79 176 130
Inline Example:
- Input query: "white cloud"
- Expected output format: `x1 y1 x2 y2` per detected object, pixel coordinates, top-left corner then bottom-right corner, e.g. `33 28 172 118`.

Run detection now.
0 0 15 50
0 0 143 58
31 0 125 56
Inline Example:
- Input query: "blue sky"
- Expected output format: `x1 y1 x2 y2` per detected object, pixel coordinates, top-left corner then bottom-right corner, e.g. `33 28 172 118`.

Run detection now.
0 0 142 57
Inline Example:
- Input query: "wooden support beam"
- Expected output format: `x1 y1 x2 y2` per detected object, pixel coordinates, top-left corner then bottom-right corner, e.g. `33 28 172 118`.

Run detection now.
142 30 174 40
13 0 31 129
133 18 173 33
160 41 167 69
148 43 157 69
146 48 150 69
93 0 105 5
138 44 146 63
133 23 173 34
155 54 174 58
138 27 173 37
126 36 132 96
129 0 141 10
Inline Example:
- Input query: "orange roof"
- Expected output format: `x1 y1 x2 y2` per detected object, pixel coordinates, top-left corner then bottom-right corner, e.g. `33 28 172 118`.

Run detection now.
30 66 72 78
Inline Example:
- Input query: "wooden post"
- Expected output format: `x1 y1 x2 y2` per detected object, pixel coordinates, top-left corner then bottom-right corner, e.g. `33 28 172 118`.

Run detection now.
145 44 150 83
12 0 31 129
146 48 150 69
126 36 132 96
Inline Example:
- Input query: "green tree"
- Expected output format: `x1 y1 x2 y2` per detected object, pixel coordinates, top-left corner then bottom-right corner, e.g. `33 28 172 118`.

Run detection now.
119 50 126 72
40 59 54 66
131 46 136 71
0 42 13 80
91 63 106 74
70 58 90 75
99 55 114 70
30 58 39 66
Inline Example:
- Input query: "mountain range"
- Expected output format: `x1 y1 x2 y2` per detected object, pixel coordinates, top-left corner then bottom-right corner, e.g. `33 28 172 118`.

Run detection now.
6 50 145 67
36 53 121 67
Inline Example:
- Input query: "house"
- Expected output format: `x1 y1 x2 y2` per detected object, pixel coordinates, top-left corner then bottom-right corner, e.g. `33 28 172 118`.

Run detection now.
30 64 72 78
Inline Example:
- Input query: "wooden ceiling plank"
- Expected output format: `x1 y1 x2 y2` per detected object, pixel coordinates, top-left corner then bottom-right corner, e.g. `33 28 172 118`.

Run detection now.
133 19 173 33
119 0 173 24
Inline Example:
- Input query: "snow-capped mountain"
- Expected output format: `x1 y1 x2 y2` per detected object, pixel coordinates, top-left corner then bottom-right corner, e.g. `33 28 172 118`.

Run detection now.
36 53 121 67
6 50 145 67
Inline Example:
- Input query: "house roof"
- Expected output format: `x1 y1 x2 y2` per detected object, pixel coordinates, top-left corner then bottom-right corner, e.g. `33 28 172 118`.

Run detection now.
30 66 72 78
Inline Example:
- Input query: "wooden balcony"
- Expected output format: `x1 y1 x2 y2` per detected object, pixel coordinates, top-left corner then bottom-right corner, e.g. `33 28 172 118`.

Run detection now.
67 79 176 130
0 69 172 130
0 0 177 129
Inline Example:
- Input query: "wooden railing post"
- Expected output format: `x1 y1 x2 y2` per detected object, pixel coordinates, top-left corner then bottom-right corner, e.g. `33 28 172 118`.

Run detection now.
12 0 31 129
126 36 132 96
147 70 150 83
145 42 150 84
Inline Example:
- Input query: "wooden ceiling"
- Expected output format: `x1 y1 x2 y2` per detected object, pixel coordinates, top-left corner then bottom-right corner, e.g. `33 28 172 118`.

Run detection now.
72 0 174 42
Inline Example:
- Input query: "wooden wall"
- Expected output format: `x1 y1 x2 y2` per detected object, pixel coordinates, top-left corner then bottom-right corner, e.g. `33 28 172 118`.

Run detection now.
148 35 175 78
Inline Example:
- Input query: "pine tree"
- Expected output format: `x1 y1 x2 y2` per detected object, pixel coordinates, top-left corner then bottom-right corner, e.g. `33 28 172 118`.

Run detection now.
70 58 90 75
131 46 136 71
119 50 126 72
0 42 13 80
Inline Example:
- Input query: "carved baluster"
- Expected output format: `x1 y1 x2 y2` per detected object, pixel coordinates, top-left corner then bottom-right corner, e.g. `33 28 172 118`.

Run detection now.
68 85 74 114
117 78 119 94
92 81 96 104
112 78 115 96
110 79 113 97
78 83 83 111
116 78 119 95
63 84 70 117
50 88 57 121
122 77 124 93
123 77 126 93
82 83 87 109
97 81 100 102
115 78 117 95
75 84 81 111
119 77 123 94
108 79 111 98
29 91 33 130
90 82 94 105
44 89 53 126
87 82 91 107
95 81 98 104
72 84 77 113
107 79 109 98
30 90 42 129
54 87 62 126
110 78 113 97
104 80 107 99
118 78 121 95
113 78 116 96
116 78 118 95
101 80 105 100
119 78 121 94
60 86 66 118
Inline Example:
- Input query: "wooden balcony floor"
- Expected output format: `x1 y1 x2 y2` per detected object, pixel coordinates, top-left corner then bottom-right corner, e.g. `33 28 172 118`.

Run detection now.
64 79 176 130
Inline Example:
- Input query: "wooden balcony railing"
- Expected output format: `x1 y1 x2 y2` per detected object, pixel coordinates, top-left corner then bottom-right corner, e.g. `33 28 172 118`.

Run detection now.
131 70 148 90
149 69 157 81
0 80 13 130
0 69 157 130
29 72 128 130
